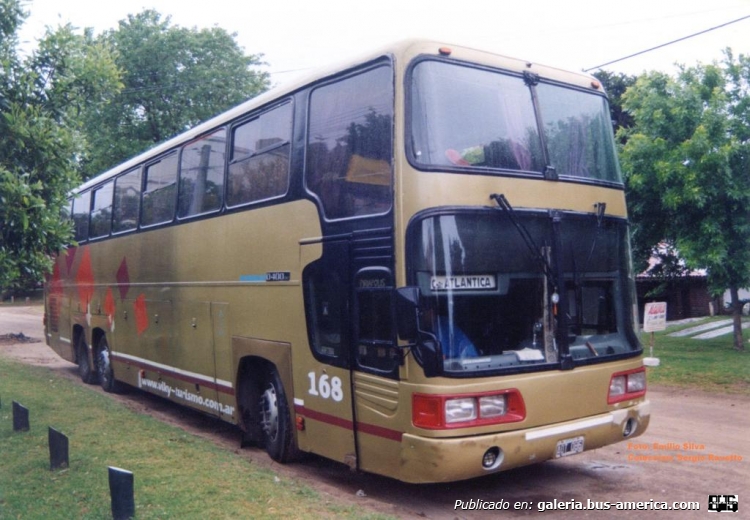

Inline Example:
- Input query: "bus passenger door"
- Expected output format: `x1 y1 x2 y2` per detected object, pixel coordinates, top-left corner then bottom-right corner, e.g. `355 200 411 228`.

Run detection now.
350 266 403 477
299 240 357 466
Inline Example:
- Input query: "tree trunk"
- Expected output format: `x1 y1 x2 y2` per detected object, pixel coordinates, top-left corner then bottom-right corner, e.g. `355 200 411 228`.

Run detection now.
729 286 745 352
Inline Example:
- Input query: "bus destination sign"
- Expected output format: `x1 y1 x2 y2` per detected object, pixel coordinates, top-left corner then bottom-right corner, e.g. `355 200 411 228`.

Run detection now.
430 274 496 291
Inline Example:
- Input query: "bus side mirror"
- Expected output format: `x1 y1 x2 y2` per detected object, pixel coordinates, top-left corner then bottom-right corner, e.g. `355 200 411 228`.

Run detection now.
395 286 420 341
414 335 440 378
395 286 440 377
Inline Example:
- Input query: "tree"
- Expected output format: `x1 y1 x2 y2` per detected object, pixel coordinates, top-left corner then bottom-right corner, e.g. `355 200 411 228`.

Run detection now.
592 70 637 138
82 10 270 178
0 0 121 293
619 51 750 351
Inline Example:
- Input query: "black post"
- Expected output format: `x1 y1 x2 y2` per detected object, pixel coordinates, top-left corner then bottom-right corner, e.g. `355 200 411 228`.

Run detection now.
108 466 135 520
48 427 69 470
12 401 29 432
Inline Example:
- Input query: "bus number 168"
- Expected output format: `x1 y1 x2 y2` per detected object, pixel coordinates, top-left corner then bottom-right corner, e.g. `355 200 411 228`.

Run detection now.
307 372 344 402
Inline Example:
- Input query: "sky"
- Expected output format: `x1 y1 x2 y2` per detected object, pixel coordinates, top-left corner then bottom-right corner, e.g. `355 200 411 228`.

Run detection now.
16 0 750 87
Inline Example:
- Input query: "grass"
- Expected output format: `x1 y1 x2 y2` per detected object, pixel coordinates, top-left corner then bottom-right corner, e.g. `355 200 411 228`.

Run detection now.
1 314 747 518
641 316 750 394
0 358 392 519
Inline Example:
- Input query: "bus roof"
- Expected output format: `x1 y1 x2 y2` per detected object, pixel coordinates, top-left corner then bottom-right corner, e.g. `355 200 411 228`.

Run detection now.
74 39 601 194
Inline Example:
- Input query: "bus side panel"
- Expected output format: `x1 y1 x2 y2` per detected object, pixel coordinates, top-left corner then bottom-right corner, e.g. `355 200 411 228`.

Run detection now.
352 372 403 477
294 364 356 464
212 302 237 423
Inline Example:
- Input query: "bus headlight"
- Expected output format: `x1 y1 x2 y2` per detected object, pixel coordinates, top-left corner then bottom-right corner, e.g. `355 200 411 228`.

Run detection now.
479 395 506 418
608 367 647 404
627 371 646 393
445 398 477 423
413 390 525 429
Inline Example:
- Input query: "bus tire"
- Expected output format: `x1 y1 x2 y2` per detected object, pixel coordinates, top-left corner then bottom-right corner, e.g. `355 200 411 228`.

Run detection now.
76 334 97 384
259 368 298 463
96 335 121 393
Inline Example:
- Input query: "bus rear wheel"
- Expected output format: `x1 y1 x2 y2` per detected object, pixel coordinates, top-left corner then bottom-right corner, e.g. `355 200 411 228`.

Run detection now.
76 334 97 384
96 336 120 393
259 369 298 462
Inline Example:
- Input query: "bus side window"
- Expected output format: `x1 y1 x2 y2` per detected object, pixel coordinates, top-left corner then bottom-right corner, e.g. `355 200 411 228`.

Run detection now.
178 128 226 218
227 102 292 208
306 63 393 220
142 153 178 227
72 191 91 242
113 167 142 233
89 181 114 239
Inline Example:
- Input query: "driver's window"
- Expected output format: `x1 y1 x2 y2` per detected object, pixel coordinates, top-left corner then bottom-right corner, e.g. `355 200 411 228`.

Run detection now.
354 268 399 376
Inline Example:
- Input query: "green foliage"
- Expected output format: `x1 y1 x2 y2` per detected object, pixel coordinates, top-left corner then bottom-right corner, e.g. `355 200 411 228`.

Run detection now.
0 0 121 294
620 51 750 350
82 10 270 178
592 70 637 138
1 3 267 294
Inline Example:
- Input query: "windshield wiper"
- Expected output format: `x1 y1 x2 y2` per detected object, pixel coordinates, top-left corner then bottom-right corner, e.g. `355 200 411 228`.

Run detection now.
490 193 555 290
581 202 607 276
571 202 607 334
492 193 574 368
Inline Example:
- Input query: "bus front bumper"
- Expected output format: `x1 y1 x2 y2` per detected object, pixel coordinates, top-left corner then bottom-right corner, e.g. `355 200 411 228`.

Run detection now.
398 400 650 483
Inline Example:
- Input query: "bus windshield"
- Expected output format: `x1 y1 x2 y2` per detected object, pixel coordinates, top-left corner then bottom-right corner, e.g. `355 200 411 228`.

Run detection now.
409 60 622 183
411 210 640 375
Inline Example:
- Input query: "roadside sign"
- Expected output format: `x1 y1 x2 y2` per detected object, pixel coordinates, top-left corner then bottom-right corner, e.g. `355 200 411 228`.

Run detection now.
643 302 667 332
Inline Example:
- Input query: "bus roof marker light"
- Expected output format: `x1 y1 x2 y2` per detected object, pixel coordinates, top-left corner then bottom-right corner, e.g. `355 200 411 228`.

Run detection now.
591 79 601 90
438 47 452 56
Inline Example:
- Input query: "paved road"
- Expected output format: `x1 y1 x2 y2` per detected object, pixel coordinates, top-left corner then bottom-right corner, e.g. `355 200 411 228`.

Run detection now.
1 305 747 518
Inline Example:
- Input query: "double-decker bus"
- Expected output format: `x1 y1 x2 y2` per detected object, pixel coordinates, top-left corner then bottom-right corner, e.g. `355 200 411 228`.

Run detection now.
45 40 650 483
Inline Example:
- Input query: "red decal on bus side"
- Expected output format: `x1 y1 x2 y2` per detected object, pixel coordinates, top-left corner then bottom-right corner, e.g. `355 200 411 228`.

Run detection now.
64 246 77 275
134 294 149 335
75 247 94 305
116 257 130 300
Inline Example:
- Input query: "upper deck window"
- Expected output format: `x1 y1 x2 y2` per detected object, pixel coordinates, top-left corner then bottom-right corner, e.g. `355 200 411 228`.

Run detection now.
536 83 621 182
306 64 394 220
178 128 226 218
227 103 292 207
72 191 91 242
409 60 622 184
113 168 142 234
89 181 114 239
141 153 178 227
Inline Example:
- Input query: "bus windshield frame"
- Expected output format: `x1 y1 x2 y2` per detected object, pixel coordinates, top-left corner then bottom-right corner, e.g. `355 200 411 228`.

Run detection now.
407 57 623 186
405 207 642 377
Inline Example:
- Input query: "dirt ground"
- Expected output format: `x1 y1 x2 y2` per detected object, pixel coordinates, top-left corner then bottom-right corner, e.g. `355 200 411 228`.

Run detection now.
1 305 748 519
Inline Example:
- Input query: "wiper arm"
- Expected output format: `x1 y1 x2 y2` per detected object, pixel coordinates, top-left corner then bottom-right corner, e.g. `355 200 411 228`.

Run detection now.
581 202 606 276
490 193 555 289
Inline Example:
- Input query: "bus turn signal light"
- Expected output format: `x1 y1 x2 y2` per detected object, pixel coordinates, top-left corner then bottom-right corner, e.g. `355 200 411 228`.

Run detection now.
413 389 526 429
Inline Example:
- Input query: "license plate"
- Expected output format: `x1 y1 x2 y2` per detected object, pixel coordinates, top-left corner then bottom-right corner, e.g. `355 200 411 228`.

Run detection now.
555 436 584 458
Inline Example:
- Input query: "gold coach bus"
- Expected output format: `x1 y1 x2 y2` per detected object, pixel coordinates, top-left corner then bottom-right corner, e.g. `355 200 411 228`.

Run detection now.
44 40 650 483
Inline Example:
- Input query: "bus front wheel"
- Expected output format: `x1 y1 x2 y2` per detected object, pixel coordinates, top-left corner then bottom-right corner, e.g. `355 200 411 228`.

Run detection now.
259 368 297 462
